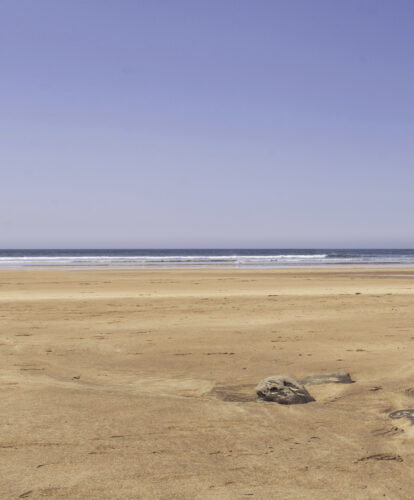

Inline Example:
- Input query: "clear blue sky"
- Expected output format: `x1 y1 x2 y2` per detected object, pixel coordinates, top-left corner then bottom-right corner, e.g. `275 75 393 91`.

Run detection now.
1 0 413 248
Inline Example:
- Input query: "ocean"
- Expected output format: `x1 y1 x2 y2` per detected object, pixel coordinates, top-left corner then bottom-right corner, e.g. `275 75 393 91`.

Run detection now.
1 249 414 268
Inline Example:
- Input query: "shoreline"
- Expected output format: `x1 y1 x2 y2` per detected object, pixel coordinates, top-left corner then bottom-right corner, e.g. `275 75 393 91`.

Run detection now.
2 263 414 271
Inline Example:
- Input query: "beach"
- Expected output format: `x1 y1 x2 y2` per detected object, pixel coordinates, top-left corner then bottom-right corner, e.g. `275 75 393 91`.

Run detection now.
1 267 414 499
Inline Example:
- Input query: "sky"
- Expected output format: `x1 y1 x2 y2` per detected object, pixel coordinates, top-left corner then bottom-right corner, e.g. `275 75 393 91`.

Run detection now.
1 0 414 248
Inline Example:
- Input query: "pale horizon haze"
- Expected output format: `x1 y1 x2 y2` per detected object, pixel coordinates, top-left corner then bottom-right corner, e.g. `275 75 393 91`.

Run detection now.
1 0 414 248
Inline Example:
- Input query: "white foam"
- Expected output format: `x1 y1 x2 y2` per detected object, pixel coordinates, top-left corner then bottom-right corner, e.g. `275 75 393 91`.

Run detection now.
1 253 414 268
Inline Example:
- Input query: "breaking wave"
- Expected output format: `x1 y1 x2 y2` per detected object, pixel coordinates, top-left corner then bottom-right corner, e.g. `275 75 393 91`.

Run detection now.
1 249 414 268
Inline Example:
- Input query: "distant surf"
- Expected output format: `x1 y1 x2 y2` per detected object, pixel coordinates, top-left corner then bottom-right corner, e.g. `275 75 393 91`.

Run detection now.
1 249 414 268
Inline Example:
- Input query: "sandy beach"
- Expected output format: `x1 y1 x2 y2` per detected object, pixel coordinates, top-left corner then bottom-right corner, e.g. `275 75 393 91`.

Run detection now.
1 267 414 499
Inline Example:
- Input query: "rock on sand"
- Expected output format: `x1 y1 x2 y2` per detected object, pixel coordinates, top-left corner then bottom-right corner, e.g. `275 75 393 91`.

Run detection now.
256 375 315 404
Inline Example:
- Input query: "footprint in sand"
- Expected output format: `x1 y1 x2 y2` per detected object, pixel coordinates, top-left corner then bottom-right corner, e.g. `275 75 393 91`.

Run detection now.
356 453 403 463
19 491 33 498
371 426 404 437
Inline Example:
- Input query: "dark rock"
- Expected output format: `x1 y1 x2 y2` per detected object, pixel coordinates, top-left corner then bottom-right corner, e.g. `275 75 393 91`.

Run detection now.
256 375 315 404
299 371 353 386
388 409 414 424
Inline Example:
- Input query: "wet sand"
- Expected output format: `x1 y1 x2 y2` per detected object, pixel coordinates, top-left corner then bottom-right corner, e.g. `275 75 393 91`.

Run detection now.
1 268 414 499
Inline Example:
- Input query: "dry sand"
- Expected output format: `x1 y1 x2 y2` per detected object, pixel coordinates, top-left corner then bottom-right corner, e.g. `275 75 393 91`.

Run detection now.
1 268 414 499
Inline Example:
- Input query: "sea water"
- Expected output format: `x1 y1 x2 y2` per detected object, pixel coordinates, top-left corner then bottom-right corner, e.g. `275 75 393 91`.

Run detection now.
1 249 414 268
